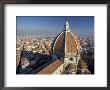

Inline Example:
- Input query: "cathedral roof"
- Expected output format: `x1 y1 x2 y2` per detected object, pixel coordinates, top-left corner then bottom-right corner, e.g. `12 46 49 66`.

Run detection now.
37 59 63 74
52 18 80 56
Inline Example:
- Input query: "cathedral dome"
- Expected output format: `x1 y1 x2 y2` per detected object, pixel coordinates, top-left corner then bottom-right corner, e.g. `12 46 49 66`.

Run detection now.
52 18 80 59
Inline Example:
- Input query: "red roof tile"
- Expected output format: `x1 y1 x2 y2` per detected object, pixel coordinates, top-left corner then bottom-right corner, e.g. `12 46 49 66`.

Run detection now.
37 59 63 74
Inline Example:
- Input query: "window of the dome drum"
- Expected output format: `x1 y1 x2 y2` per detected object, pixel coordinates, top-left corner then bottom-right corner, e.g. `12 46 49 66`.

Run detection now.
70 57 73 61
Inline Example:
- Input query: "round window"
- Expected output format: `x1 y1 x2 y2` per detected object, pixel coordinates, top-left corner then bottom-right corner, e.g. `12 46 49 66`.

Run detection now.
70 57 73 61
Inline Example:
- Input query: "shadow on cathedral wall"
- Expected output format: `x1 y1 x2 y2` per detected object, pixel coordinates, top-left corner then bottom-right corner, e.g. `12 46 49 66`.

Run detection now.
16 50 53 74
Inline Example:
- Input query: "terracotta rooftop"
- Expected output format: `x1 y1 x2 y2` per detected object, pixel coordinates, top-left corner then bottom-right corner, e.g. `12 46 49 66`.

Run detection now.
52 31 80 56
66 32 80 53
52 19 80 57
53 32 65 54
37 59 63 74
78 58 88 69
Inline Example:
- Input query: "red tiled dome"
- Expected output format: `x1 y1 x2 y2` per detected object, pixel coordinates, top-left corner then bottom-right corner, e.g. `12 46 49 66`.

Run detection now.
52 19 80 57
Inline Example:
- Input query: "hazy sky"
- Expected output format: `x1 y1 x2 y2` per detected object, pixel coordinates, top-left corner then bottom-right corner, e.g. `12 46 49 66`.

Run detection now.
16 16 94 37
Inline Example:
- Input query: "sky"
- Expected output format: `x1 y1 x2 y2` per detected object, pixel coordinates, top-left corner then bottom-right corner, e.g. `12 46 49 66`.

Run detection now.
16 16 94 37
